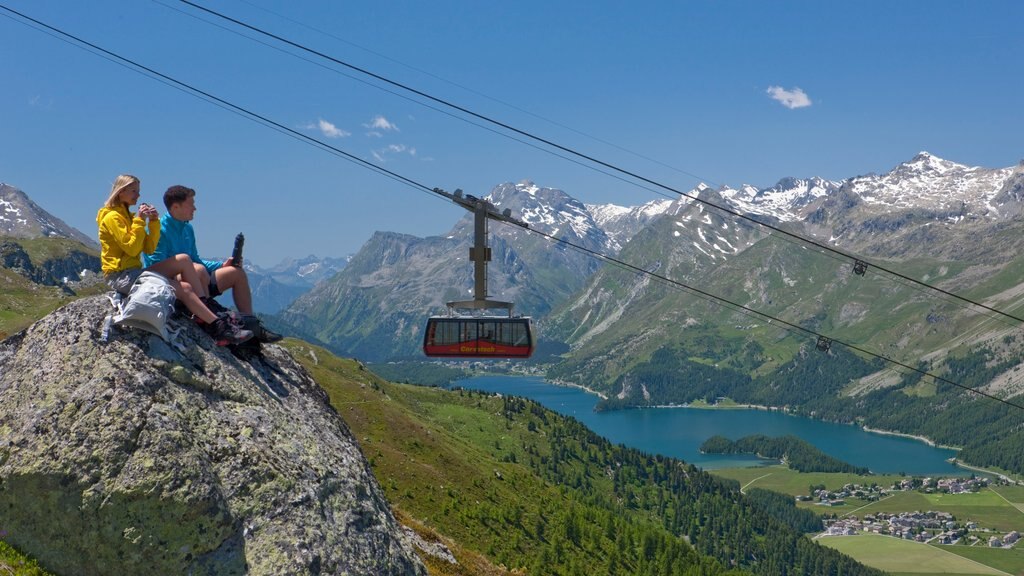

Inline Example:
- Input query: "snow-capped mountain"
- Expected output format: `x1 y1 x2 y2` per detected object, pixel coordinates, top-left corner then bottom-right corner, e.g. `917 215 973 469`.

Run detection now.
547 151 1024 397
470 180 615 255
0 183 97 247
720 177 840 222
586 198 674 252
278 181 616 361
846 152 1019 217
244 255 350 314
265 254 350 285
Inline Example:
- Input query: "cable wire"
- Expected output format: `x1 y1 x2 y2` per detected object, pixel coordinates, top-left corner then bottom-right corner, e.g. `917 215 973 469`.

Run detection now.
172 0 1016 334
230 0 718 189
178 0 1024 327
3 2 1021 413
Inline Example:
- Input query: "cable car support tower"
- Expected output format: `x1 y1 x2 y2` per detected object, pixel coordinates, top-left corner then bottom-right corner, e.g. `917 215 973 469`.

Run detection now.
434 187 529 317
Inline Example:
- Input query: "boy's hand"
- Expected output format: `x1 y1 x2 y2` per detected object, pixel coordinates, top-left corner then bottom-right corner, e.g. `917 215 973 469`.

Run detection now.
224 257 241 268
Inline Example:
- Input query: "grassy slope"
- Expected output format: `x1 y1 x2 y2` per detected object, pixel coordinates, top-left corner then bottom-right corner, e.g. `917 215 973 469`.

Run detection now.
711 465 1024 575
0 541 52 576
710 465 904 496
284 340 737 575
0 237 103 340
0 268 71 339
818 534 1009 576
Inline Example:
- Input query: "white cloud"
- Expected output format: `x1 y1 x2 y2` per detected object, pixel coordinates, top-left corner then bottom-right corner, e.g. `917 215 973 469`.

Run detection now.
766 86 812 109
303 118 350 138
365 115 399 132
372 143 417 163
317 119 350 138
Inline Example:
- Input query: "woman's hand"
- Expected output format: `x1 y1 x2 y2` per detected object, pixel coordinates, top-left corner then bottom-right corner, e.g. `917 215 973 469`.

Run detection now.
139 203 158 221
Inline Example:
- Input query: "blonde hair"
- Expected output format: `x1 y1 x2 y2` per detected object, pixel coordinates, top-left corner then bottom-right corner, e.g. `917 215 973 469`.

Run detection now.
104 174 140 209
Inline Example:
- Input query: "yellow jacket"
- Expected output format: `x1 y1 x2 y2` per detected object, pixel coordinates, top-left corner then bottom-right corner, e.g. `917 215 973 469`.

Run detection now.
96 205 160 274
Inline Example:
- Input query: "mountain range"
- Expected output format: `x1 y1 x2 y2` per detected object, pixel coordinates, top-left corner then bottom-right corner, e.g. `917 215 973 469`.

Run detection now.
276 181 610 361
269 152 1024 477
1 183 97 247
0 181 345 317
5 152 1024 476
277 152 1024 371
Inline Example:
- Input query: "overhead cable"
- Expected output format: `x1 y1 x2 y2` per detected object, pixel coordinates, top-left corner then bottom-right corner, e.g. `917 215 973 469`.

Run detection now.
2 3 1021 413
177 0 1024 327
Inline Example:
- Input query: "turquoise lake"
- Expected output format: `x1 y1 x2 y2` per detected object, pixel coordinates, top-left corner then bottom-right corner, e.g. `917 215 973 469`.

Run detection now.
452 375 968 477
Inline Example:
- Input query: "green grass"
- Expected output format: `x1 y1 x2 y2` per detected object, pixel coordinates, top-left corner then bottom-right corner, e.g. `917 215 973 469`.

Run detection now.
0 541 53 576
0 268 75 339
710 465 1024 534
849 490 1024 533
940 545 1024 576
283 340 733 575
0 237 102 340
990 485 1024 509
709 464 903 497
817 534 1009 575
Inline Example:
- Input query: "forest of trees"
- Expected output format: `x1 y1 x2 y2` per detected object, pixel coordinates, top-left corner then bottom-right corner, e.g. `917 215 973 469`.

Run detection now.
700 435 870 475
594 344 1024 477
487 393 884 576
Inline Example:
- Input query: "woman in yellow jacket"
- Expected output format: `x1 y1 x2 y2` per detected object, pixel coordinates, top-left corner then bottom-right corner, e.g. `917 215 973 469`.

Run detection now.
97 174 251 345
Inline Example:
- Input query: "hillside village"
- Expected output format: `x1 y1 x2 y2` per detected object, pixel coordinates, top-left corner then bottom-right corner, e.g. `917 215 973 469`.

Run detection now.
802 475 993 507
823 512 1020 549
816 476 1021 549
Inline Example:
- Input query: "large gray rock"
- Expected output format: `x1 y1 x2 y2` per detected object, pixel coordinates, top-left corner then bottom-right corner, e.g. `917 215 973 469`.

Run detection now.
0 296 425 575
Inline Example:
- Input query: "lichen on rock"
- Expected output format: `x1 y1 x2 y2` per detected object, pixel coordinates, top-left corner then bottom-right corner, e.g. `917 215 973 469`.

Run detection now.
0 296 424 575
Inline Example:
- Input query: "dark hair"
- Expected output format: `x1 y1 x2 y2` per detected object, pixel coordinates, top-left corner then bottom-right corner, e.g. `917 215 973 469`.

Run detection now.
163 185 195 210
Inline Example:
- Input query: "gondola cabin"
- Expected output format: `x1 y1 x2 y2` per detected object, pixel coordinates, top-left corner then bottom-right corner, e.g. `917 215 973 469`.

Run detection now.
423 316 534 358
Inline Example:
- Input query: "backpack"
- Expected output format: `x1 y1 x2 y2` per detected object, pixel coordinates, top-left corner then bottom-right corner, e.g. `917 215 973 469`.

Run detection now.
104 271 177 341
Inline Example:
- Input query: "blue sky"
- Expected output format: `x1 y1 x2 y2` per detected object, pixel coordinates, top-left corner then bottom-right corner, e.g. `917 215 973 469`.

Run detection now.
1 1 1021 266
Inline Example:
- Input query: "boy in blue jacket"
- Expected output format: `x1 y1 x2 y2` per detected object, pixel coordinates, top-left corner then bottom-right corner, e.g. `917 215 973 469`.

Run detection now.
145 185 282 343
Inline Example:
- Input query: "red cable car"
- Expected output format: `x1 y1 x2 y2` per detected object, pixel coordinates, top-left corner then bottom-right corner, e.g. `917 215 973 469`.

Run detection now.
423 316 534 358
423 188 535 359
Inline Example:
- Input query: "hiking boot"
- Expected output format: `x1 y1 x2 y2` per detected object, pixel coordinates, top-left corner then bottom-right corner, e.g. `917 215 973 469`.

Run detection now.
258 325 284 343
202 297 238 321
242 314 284 344
203 316 254 346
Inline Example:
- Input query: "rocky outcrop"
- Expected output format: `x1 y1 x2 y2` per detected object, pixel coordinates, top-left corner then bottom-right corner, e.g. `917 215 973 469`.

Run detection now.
0 239 99 290
0 296 424 575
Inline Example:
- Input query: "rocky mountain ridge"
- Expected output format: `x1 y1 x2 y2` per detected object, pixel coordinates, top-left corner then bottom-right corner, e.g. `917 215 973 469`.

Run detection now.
0 296 424 575
0 183 97 247
280 152 1024 366
547 152 1024 404
278 181 610 361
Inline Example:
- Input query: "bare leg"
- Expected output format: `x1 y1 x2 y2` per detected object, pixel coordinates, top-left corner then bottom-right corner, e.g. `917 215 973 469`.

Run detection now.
148 255 209 298
185 263 210 298
167 278 218 324
146 254 218 322
213 266 253 315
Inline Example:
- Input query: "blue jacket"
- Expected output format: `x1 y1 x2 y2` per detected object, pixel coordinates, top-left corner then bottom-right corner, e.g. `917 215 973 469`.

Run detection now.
143 213 222 275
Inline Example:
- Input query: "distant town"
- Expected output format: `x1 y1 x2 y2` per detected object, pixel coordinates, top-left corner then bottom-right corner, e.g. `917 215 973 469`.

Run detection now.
814 476 1020 549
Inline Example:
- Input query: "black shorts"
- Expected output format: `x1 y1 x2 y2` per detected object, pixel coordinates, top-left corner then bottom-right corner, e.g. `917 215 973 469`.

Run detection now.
209 276 222 298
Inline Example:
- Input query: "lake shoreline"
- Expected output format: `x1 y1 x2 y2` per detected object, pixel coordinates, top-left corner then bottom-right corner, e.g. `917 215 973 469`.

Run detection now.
545 379 959 452
460 375 970 477
860 425 960 452
547 378 609 400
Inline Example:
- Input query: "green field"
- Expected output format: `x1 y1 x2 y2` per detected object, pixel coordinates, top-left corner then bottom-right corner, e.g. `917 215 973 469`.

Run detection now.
818 534 1011 575
849 490 1024 533
941 545 1024 576
709 464 903 496
991 485 1024 513
710 465 1024 531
